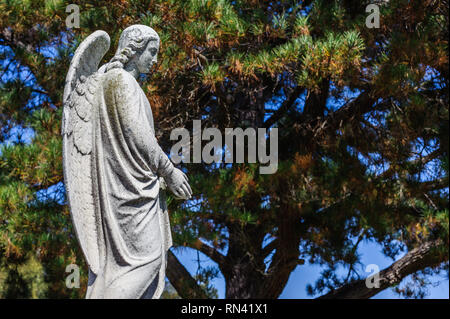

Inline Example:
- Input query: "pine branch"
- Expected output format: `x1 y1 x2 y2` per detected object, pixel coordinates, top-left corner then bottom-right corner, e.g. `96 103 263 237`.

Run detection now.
32 89 49 96
0 28 35 55
263 86 304 128
313 90 376 133
380 148 444 179
188 239 227 266
0 28 57 103
302 79 330 121
293 90 394 151
317 239 445 299
419 177 449 192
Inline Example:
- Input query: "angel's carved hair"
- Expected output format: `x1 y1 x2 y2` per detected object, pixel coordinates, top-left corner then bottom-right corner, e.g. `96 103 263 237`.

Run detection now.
106 25 159 72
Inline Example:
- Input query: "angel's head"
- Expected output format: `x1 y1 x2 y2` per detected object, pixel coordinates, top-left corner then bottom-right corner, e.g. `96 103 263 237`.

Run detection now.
108 25 160 74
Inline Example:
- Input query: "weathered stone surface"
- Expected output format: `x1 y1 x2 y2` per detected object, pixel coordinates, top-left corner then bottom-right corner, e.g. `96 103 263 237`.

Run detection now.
62 25 192 299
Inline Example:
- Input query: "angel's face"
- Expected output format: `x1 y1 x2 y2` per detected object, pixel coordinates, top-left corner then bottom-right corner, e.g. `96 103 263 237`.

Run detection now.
136 39 159 74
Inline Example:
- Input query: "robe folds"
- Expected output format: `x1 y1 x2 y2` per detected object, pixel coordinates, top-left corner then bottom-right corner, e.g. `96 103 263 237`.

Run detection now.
86 67 174 299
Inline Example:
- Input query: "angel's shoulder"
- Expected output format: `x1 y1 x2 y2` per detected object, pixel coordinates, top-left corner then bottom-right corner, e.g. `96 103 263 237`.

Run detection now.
101 67 137 90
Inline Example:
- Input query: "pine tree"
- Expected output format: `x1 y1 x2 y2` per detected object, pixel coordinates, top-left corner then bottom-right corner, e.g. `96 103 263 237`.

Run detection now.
0 0 448 298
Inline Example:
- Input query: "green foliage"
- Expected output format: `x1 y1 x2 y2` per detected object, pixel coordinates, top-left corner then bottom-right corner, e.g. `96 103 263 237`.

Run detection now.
0 254 46 299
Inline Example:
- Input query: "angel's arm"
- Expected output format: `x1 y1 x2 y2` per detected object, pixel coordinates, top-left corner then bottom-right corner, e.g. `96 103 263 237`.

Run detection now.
103 68 175 178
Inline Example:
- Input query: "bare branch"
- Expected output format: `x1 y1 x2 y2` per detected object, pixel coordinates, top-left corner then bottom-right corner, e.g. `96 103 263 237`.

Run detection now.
187 239 227 266
317 239 445 299
166 249 209 299
381 148 444 179
419 177 449 192
263 86 304 128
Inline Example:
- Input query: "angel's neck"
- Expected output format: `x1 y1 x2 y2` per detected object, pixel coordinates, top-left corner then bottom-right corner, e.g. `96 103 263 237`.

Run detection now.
124 62 139 79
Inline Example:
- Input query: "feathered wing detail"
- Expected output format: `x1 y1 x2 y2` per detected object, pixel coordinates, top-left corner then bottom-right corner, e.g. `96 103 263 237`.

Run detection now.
62 31 110 275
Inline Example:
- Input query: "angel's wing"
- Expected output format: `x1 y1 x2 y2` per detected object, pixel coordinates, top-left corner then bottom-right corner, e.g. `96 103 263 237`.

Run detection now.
62 30 110 274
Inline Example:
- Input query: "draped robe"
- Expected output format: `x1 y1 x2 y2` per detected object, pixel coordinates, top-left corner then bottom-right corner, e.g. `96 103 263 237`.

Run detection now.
86 67 174 299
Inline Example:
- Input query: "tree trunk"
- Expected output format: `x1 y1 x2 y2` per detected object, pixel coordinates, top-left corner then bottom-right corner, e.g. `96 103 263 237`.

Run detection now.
224 255 264 299
222 224 266 299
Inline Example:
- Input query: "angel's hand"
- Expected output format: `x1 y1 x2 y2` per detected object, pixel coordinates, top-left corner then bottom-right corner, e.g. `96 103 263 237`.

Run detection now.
165 168 192 199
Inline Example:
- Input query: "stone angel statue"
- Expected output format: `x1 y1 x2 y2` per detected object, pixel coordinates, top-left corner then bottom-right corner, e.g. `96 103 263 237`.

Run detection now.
62 25 192 299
